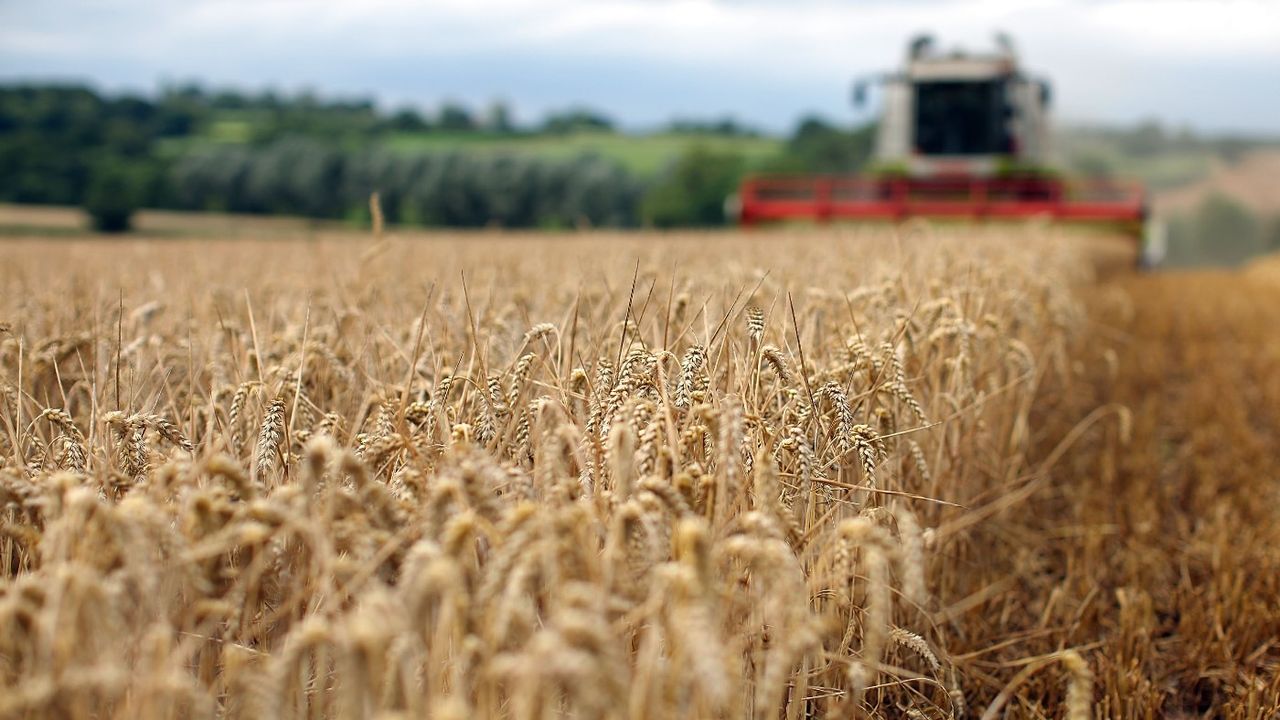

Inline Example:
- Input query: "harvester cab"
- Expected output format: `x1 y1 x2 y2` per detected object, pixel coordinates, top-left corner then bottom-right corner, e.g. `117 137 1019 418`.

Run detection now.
860 33 1050 179
738 34 1161 266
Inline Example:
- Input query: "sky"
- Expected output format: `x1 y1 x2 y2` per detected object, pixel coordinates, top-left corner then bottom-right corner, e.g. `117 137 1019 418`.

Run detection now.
2 0 1278 135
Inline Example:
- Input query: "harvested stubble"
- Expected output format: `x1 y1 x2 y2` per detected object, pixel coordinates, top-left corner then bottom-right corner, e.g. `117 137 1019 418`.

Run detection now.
1061 269 1280 718
0 227 1258 719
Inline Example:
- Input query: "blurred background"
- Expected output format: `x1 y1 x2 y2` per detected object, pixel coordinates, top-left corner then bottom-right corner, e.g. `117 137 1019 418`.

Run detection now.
1 0 1278 264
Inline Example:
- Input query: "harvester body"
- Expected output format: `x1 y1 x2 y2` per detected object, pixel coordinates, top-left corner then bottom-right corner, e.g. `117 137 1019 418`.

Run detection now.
875 41 1051 177
738 36 1148 239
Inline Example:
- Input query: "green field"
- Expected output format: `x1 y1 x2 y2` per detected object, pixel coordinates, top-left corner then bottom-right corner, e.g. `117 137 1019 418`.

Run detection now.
156 124 786 177
382 130 783 175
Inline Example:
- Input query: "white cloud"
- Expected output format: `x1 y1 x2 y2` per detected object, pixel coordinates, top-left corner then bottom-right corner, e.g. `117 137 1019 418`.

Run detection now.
1087 0 1280 56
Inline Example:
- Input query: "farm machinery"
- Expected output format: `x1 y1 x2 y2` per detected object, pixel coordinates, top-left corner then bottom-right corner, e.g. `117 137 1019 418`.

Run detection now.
738 35 1161 263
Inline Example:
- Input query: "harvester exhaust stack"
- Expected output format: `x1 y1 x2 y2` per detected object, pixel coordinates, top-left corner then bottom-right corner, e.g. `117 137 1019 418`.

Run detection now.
739 34 1149 243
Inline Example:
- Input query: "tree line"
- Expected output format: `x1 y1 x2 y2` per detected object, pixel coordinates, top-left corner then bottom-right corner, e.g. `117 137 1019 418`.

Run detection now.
169 140 644 228
0 84 872 231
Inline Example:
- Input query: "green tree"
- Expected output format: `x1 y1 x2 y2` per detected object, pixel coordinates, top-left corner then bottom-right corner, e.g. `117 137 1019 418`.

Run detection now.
438 103 476 132
84 159 143 232
387 108 430 132
762 118 875 174
642 146 744 227
486 101 515 134
542 108 614 135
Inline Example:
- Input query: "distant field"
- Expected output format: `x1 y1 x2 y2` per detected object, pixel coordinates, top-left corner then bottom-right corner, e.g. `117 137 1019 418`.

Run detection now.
1154 148 1280 216
156 122 786 177
382 130 784 175
1114 150 1215 190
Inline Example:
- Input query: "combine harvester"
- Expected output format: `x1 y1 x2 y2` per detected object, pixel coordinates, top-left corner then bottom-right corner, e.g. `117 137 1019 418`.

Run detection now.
738 35 1163 265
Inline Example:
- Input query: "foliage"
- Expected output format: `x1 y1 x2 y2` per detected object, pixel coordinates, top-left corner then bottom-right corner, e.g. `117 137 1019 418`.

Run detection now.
752 116 875 175
783 116 876 173
0 85 172 207
170 139 645 228
664 117 760 137
641 146 745 227
386 107 431 133
541 107 614 134
83 159 145 232
382 130 783 177
485 101 515 134
437 103 477 132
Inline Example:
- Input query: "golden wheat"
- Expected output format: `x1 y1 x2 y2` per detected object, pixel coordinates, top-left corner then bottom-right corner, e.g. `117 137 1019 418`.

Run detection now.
0 225 1275 718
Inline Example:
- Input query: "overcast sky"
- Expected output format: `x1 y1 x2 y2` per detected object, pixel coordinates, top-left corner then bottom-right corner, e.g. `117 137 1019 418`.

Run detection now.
2 0 1278 134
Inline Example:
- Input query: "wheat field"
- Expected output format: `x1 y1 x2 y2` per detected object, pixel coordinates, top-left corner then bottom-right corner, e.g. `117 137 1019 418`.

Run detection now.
0 224 1276 719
